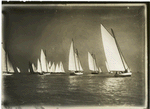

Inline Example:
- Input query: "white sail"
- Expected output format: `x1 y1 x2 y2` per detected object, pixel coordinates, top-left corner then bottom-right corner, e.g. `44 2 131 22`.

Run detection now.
28 69 30 72
101 24 125 71
50 62 55 72
93 57 98 71
78 58 83 71
88 52 94 71
69 41 76 71
2 47 7 72
48 61 51 68
47 61 50 72
55 63 59 72
99 67 102 73
105 61 110 72
60 62 65 72
6 54 14 72
32 63 37 72
37 59 42 72
16 67 20 73
75 53 83 71
40 49 47 72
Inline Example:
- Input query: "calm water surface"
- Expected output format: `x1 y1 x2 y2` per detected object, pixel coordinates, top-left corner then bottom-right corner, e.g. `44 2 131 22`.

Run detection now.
3 72 145 107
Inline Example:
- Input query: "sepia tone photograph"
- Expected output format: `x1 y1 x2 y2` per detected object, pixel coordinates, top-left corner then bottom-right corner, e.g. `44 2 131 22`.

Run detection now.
2 2 147 109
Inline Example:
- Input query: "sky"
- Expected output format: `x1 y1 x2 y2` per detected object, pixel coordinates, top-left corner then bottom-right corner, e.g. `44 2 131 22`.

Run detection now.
2 4 146 73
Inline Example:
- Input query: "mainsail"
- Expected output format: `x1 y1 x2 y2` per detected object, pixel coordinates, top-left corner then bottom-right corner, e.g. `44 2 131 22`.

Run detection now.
2 47 7 72
2 47 14 73
50 62 55 72
6 54 14 72
40 49 47 72
60 62 65 72
88 52 99 71
105 61 110 72
32 63 37 72
69 41 76 71
37 59 42 72
101 24 125 71
99 67 102 73
55 63 59 73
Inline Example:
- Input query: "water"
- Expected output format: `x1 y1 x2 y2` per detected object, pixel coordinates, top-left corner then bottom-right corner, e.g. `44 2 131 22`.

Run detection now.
2 72 145 107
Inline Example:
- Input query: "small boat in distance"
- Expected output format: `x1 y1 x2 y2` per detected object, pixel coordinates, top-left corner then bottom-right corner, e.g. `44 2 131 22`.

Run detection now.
88 52 99 74
59 61 65 74
101 24 132 77
2 47 14 76
69 39 83 75
16 67 21 73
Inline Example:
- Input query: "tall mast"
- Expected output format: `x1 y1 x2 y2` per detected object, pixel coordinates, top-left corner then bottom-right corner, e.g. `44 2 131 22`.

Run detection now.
111 29 126 71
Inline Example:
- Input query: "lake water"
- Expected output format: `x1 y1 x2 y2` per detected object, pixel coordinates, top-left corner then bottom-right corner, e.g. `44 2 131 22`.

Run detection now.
2 72 146 108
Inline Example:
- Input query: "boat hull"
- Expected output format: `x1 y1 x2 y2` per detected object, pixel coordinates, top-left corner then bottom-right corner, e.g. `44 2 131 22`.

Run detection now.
70 72 83 75
114 72 132 77
91 71 99 74
3 73 13 76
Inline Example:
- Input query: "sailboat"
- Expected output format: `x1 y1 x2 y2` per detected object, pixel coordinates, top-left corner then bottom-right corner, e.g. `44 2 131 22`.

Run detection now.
105 61 113 74
16 67 21 73
32 63 37 73
50 62 55 74
101 24 132 77
55 63 59 73
40 49 50 75
28 62 35 74
69 39 83 75
2 47 14 75
37 59 42 74
59 61 65 73
88 52 99 74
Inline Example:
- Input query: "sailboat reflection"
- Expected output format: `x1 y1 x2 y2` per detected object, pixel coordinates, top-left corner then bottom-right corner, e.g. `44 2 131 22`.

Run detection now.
36 76 49 93
68 76 81 91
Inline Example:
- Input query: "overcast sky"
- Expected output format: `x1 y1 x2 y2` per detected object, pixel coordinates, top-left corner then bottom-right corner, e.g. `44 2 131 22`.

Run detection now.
2 4 146 73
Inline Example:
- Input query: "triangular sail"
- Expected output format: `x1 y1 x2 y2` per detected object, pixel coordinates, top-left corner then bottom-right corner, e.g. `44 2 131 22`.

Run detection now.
2 47 7 72
7 54 14 72
47 61 50 72
50 62 55 72
48 61 51 68
99 67 102 73
69 41 76 71
55 63 59 72
37 59 42 72
105 61 110 72
93 56 98 71
60 62 65 72
101 24 125 71
16 67 20 73
40 49 47 72
75 53 83 71
32 63 37 72
88 52 94 71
